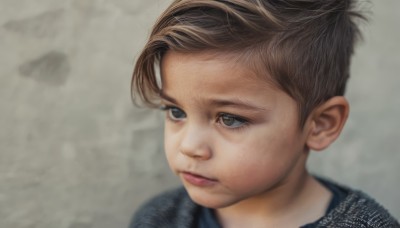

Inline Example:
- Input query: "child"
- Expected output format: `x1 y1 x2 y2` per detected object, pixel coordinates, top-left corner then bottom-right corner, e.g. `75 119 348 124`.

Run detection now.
130 0 400 227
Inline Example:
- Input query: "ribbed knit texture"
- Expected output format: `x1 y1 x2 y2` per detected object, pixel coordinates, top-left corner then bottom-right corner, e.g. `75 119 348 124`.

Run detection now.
130 179 400 228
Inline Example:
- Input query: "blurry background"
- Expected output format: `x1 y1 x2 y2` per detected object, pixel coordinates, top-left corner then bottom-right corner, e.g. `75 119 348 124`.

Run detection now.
0 1 399 227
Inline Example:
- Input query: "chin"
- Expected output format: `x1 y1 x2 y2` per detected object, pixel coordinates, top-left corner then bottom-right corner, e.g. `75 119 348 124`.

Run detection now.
186 188 238 209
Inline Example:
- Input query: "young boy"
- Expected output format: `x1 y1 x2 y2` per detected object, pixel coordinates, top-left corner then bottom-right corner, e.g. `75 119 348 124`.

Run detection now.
130 0 400 227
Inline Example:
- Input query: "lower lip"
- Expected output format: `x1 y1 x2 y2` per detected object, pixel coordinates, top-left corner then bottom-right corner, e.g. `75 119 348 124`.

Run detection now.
181 172 217 187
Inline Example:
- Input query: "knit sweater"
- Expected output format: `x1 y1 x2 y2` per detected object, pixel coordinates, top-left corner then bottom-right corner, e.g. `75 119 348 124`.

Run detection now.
130 180 400 228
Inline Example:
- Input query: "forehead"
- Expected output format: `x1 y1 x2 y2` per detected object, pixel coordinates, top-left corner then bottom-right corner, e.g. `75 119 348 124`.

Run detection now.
160 51 275 90
160 51 289 109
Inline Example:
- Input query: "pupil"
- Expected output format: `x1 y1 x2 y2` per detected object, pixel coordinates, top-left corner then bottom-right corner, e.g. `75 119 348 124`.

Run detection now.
222 116 234 126
172 109 183 118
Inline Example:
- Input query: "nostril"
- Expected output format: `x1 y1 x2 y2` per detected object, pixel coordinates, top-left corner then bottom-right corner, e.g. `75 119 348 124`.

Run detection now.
179 146 212 160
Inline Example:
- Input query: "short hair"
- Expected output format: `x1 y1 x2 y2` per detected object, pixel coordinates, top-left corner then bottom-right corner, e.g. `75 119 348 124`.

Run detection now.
131 0 366 126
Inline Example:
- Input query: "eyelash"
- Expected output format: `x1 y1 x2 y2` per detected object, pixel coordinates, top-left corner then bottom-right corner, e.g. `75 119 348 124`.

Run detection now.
160 105 250 130
160 105 186 122
216 113 249 130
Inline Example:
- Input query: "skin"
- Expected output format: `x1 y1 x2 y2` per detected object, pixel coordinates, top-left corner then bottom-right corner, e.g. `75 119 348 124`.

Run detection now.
160 51 349 227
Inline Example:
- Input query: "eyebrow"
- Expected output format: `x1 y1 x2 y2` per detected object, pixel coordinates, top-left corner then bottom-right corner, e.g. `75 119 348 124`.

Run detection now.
160 91 179 105
160 91 267 111
209 98 267 111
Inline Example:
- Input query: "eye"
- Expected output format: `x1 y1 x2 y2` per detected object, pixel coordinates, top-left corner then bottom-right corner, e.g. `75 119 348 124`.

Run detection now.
218 113 247 128
162 106 186 121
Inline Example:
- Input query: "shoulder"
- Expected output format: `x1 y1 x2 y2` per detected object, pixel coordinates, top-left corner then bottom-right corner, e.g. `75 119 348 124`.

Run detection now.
129 187 200 228
317 179 400 228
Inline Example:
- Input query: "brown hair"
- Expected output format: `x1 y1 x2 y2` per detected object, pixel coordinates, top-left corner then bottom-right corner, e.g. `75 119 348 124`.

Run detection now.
131 0 366 126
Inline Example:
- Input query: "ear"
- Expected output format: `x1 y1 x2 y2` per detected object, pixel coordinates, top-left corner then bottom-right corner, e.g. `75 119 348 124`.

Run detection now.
306 96 349 151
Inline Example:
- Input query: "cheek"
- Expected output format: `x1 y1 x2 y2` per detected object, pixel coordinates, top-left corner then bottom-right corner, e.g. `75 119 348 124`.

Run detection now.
164 126 178 168
216 138 274 176
164 122 178 148
215 128 300 189
221 156 284 195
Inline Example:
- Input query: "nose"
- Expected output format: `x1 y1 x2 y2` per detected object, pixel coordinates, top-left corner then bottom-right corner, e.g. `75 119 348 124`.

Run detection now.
179 123 212 160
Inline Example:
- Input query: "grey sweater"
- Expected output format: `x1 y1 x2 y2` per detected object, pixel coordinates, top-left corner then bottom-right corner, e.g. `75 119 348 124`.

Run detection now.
131 180 400 228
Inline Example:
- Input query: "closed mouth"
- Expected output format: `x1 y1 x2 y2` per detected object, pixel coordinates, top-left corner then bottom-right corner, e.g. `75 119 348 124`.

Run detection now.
181 171 218 186
183 171 216 181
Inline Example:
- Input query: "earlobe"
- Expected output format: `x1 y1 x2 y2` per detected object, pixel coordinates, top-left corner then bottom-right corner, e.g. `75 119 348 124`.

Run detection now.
306 96 349 151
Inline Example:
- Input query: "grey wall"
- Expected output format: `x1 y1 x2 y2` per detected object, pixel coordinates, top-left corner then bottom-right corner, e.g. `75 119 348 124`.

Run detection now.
0 1 398 227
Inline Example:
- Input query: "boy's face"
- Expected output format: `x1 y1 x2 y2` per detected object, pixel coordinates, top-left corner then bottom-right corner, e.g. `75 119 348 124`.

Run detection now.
161 51 310 209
